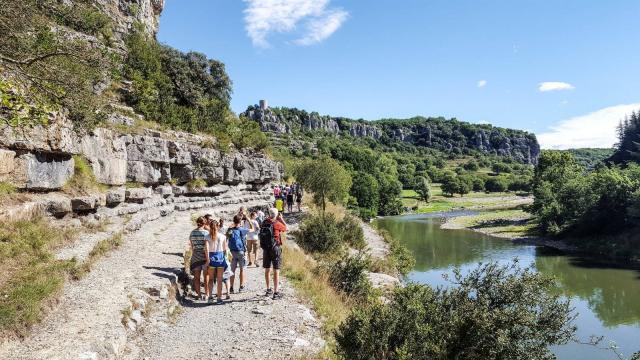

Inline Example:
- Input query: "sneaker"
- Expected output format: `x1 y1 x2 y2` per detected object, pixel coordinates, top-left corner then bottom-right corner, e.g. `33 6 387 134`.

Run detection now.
208 296 215 304
248 262 253 266
239 285 245 293
255 263 260 268
265 288 273 296
225 294 231 300
200 294 207 301
272 292 283 300
216 298 224 305
230 287 235 294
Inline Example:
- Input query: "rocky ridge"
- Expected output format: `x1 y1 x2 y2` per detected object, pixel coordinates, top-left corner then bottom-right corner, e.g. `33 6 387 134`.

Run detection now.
244 107 540 164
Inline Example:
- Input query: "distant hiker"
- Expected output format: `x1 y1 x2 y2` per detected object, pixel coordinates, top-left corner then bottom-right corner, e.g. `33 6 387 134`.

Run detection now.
273 185 281 199
260 208 287 300
188 217 211 300
286 189 294 213
256 208 266 225
227 214 252 293
296 189 303 212
275 196 284 214
246 211 261 267
206 220 227 304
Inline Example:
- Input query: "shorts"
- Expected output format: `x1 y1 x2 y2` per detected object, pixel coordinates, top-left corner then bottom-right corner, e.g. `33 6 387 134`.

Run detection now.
190 260 207 272
231 251 246 272
263 245 282 270
247 239 259 254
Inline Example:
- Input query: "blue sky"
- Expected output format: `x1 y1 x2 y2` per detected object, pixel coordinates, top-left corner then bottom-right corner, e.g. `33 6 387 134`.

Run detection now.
158 0 640 149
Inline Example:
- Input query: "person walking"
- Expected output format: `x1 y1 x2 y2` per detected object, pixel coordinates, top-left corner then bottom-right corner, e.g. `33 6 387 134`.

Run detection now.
246 211 261 267
188 217 210 300
227 214 252 293
260 208 287 300
286 189 294 213
296 188 303 212
206 220 227 304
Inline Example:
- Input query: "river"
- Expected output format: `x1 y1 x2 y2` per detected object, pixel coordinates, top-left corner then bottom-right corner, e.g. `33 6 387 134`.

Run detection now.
375 212 640 360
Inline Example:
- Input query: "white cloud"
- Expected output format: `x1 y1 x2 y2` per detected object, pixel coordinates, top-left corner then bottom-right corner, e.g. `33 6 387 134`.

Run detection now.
537 103 640 150
243 0 348 48
477 80 487 88
538 81 575 92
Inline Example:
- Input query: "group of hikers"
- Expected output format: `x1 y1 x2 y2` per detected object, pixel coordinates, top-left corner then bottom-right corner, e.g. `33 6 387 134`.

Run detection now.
273 183 303 214
187 205 288 304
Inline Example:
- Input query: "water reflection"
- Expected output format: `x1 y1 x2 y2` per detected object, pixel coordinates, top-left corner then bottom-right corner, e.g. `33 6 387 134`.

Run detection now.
375 213 640 360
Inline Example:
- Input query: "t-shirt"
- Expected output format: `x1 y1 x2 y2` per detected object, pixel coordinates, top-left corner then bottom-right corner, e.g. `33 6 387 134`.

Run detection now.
275 198 284 211
265 218 287 246
247 219 260 240
274 187 280 196
189 228 211 264
208 232 226 253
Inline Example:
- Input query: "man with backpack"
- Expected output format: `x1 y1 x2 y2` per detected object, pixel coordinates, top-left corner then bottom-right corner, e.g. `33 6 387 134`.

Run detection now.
227 214 252 293
259 208 287 300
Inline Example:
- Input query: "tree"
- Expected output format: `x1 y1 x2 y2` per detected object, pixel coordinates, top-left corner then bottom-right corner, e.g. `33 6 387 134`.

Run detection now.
0 0 115 128
440 173 459 197
610 111 640 165
492 162 512 174
294 157 352 213
350 172 379 214
485 177 508 192
456 175 473 197
414 176 431 203
335 262 575 360
472 177 486 191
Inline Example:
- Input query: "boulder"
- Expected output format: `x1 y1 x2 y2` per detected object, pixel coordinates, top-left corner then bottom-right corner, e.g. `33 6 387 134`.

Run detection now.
127 160 170 184
154 185 173 197
12 152 74 190
39 194 72 217
80 128 128 185
71 195 100 212
126 187 152 202
106 188 126 206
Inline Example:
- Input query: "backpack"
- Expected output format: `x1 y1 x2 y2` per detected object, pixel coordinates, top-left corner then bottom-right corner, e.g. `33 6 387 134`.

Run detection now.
227 228 245 252
259 220 275 249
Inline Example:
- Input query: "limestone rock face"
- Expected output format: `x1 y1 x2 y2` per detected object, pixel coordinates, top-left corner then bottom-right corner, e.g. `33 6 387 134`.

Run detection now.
95 0 165 42
0 114 79 154
13 152 75 190
80 129 127 186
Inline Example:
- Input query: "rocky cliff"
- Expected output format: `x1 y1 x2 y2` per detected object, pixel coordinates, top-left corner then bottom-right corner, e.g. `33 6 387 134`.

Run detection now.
0 112 281 220
244 107 540 164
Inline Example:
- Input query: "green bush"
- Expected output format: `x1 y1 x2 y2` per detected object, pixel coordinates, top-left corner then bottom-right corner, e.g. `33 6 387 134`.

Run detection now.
186 178 207 191
335 262 575 360
328 254 372 301
298 213 343 254
485 177 509 192
338 215 366 250
472 176 485 191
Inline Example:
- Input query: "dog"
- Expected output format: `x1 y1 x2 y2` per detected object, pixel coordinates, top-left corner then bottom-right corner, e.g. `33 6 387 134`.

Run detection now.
176 267 193 302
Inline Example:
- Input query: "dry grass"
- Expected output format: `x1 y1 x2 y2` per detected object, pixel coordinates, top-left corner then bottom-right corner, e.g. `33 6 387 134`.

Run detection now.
282 245 351 358
0 216 78 336
62 155 106 196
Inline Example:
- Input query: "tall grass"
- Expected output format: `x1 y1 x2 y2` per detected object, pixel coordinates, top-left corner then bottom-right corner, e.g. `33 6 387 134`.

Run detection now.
0 217 77 335
62 155 106 195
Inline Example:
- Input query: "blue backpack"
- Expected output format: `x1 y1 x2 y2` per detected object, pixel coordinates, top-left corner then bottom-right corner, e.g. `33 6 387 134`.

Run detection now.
227 228 245 252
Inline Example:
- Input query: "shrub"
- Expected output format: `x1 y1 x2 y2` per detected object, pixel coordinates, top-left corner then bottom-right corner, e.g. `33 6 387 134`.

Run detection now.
485 177 509 192
338 215 366 250
463 160 479 171
335 262 575 360
186 178 207 191
492 162 512 174
298 213 343 254
0 182 16 197
472 177 485 191
328 254 373 301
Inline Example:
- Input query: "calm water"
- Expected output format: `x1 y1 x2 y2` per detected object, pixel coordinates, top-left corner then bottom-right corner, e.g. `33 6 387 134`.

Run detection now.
376 212 640 360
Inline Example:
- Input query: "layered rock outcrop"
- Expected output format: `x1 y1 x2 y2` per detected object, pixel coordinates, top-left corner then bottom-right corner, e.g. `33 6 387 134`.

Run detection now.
0 115 281 192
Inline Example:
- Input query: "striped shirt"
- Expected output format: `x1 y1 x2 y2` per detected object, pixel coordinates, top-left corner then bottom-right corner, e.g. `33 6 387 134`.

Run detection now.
189 228 211 264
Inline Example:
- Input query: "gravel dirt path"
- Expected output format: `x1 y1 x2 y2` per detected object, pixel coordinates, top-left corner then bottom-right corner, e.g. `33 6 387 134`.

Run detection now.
0 198 322 360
